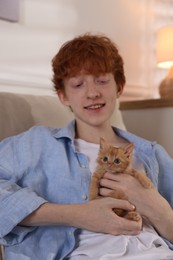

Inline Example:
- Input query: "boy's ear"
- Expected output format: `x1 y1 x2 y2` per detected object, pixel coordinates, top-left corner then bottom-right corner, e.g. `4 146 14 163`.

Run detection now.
117 84 124 98
57 90 70 106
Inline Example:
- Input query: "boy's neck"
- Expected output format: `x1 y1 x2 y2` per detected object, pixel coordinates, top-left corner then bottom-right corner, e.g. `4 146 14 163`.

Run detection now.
75 121 123 145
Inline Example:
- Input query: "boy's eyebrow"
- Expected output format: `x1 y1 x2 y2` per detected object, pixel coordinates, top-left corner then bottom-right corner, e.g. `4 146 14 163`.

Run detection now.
69 75 83 81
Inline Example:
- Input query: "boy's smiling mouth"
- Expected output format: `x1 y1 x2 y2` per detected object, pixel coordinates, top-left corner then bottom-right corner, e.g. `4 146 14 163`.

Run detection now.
84 103 105 110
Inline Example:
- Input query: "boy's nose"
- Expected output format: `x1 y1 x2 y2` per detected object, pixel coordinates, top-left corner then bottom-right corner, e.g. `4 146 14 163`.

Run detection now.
86 83 100 99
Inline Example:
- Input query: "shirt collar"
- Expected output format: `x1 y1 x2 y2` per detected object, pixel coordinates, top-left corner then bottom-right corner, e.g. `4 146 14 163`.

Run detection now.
51 120 154 155
51 120 76 142
114 127 154 155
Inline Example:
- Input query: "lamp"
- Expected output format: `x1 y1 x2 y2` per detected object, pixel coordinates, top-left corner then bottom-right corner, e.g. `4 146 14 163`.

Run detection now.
157 25 173 98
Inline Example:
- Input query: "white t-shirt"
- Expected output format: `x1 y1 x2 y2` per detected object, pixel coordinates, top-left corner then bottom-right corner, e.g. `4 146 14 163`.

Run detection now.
67 139 173 260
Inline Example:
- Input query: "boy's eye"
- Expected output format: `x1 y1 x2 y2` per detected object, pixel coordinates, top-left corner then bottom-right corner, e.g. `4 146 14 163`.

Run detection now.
95 76 110 85
74 82 83 88
103 156 108 162
114 158 121 164
75 84 81 88
96 79 109 85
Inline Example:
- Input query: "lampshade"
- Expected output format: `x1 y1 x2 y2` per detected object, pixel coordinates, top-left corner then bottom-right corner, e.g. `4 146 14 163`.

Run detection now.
157 25 173 98
157 25 173 69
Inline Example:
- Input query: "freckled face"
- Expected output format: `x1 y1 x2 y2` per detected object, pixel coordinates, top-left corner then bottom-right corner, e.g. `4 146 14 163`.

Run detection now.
58 73 122 128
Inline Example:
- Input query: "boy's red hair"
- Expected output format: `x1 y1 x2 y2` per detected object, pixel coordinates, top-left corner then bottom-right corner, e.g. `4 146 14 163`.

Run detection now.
52 33 126 92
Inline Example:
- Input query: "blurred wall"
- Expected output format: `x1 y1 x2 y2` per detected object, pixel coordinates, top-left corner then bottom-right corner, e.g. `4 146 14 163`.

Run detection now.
0 0 160 98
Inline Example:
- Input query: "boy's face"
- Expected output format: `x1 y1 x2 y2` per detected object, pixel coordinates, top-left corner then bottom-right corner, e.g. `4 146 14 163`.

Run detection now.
58 72 123 128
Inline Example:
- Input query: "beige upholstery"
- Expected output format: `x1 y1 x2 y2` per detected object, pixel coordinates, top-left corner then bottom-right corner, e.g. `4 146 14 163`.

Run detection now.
0 92 126 141
0 92 74 141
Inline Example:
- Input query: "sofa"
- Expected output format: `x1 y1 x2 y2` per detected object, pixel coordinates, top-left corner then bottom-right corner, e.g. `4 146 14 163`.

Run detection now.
0 91 126 260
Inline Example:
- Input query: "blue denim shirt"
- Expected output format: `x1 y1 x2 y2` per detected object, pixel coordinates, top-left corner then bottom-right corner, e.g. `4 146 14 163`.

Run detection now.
0 120 173 259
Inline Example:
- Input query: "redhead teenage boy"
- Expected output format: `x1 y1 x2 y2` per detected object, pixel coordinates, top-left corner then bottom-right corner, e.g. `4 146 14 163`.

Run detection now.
0 33 173 259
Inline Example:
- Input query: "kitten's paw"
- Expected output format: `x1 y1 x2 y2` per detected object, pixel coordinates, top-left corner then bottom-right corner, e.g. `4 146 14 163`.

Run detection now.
125 211 141 221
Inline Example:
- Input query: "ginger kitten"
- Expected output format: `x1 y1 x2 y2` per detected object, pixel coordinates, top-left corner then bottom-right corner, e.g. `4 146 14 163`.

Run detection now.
89 138 153 221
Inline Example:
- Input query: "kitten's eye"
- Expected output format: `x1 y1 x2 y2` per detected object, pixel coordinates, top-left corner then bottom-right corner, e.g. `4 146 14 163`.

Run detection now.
114 158 121 164
103 156 108 162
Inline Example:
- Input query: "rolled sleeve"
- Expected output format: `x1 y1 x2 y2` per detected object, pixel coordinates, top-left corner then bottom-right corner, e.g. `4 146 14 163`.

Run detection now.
0 186 47 240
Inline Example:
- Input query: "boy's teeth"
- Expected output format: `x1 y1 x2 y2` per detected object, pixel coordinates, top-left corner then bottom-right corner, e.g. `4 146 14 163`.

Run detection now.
89 104 102 109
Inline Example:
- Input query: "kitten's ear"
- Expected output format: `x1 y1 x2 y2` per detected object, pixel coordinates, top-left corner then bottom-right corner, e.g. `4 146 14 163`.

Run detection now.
100 137 108 149
124 143 134 159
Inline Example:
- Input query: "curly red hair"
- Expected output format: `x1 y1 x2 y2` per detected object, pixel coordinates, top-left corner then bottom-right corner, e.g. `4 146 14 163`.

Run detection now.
52 33 126 92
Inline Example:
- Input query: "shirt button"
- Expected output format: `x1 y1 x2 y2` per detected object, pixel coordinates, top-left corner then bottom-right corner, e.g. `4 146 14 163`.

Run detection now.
81 164 86 168
82 194 88 200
